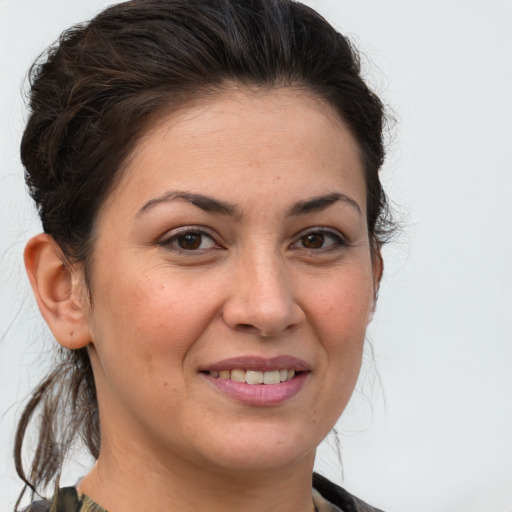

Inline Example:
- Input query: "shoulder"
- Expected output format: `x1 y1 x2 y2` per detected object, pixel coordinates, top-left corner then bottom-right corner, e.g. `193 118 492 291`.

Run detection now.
25 477 384 512
22 487 83 512
313 472 385 512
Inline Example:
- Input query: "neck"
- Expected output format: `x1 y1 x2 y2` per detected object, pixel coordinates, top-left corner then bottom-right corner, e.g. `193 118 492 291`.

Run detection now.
78 438 317 512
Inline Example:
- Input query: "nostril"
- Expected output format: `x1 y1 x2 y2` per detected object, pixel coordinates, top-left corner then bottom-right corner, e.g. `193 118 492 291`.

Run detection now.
237 323 258 332
233 320 300 337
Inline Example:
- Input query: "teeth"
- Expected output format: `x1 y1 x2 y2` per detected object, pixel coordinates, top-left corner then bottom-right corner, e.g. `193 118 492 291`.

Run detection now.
231 369 245 383
263 370 280 385
246 370 264 384
210 368 297 384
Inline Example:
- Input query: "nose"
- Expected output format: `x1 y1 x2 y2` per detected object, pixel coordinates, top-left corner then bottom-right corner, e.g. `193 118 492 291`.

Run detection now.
222 252 305 337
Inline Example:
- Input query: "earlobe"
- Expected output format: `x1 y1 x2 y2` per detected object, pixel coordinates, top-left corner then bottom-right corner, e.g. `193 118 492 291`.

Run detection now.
24 234 91 349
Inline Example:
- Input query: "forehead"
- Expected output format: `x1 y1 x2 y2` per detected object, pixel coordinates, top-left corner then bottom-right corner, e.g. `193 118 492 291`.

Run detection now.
102 87 366 218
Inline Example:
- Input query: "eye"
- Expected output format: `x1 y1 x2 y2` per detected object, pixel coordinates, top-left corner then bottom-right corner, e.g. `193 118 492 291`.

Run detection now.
159 229 219 251
291 229 345 251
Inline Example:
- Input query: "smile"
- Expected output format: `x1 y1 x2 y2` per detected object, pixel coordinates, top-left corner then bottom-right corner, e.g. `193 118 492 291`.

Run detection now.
201 356 310 405
208 369 296 385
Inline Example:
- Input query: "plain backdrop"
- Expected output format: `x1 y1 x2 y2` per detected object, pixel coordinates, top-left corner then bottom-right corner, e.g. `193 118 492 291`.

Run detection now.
1 1 511 511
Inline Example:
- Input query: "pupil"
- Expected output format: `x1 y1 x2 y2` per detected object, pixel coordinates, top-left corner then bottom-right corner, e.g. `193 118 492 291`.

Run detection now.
303 233 323 249
179 233 201 250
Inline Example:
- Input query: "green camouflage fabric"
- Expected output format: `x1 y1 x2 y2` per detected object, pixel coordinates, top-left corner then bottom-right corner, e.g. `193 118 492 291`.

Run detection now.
24 487 106 512
24 473 384 512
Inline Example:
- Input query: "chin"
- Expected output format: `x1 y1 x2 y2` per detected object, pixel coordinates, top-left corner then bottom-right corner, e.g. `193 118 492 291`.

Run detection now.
192 423 320 474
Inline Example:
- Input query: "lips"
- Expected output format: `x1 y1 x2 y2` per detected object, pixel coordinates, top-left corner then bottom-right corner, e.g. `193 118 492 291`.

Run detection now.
200 356 310 405
201 355 309 373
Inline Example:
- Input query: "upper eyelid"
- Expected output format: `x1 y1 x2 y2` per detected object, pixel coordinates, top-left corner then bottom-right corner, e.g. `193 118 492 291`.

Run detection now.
293 226 346 240
160 225 216 239
158 226 220 246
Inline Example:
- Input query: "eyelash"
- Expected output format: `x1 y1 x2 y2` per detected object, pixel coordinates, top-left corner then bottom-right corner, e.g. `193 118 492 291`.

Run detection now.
158 226 347 255
157 227 221 253
290 228 347 253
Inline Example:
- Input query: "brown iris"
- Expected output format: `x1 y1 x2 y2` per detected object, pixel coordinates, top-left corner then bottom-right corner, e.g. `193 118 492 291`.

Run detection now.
178 233 202 250
301 233 324 249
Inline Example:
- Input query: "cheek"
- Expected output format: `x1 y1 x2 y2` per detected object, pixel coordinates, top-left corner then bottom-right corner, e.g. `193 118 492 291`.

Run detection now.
302 263 374 382
87 263 224 376
86 267 226 429
305 263 374 337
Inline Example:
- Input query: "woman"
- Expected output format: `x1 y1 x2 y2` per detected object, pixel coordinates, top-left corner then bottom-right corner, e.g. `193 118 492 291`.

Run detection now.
16 1 392 511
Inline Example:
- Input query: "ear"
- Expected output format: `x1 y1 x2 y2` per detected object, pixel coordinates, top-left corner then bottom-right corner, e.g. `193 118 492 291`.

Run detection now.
371 245 384 312
372 246 384 289
24 233 91 349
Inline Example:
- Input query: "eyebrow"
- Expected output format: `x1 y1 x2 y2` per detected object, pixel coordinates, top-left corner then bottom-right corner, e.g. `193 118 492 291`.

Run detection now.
286 192 361 217
136 190 361 219
136 191 241 218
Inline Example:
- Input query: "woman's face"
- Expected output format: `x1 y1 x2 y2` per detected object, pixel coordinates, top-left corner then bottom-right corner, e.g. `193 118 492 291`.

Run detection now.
83 87 380 476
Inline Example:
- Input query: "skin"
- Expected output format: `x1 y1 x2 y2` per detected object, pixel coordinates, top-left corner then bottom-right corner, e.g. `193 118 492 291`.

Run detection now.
25 87 381 512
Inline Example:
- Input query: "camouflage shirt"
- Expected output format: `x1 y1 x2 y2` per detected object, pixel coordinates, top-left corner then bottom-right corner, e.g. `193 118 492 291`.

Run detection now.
25 473 383 512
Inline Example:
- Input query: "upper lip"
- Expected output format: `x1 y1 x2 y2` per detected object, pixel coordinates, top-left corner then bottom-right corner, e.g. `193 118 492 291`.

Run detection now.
200 356 310 373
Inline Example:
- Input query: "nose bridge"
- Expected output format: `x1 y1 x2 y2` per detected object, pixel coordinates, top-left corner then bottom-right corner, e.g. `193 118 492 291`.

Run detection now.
224 242 302 336
247 246 289 304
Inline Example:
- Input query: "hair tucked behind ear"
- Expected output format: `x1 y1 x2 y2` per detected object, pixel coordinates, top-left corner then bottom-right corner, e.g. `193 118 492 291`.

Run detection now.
16 0 394 503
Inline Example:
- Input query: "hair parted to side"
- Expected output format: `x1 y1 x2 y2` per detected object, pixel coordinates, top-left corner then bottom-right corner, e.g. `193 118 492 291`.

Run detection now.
16 0 393 503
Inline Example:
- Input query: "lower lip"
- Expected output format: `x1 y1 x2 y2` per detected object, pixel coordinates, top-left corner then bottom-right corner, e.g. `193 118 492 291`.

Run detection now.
203 372 309 406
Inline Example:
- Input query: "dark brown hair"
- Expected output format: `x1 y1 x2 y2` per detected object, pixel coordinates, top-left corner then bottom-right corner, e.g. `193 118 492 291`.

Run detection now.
16 0 392 503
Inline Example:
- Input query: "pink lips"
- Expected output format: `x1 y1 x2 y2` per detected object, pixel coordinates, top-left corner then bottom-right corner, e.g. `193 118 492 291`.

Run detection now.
203 355 310 373
200 356 310 406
